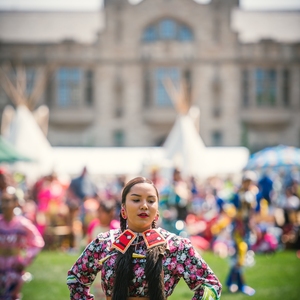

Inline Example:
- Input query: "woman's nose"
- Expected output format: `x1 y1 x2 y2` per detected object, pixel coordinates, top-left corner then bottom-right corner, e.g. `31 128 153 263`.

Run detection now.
140 200 148 209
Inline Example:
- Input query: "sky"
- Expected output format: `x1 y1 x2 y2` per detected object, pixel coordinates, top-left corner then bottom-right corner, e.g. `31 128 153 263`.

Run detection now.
0 0 299 11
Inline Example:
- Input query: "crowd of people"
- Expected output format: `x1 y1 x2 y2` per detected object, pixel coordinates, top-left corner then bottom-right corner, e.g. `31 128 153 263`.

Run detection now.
0 164 299 299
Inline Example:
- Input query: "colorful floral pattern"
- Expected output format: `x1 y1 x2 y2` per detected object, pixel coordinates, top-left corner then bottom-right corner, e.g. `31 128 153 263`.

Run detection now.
67 228 222 299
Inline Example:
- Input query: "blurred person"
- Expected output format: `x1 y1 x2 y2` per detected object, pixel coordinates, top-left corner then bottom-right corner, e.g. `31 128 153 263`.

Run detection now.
283 186 300 226
67 176 222 300
34 172 68 237
87 199 120 243
0 186 44 300
66 167 98 249
258 171 274 205
149 167 165 192
160 168 190 234
226 171 261 296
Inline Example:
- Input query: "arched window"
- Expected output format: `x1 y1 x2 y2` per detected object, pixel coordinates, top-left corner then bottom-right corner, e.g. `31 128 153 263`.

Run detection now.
142 18 194 42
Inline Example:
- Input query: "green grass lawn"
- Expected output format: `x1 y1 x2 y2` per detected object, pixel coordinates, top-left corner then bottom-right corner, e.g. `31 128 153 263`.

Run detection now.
22 250 300 300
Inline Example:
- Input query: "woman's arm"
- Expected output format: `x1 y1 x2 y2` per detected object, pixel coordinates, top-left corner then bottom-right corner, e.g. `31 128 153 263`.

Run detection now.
67 236 107 300
176 238 222 300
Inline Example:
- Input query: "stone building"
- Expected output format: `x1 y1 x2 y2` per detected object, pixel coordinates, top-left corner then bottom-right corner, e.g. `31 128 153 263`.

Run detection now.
0 0 299 152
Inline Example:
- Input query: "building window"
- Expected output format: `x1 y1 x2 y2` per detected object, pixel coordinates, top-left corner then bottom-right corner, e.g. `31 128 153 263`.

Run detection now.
113 130 124 147
212 130 222 146
114 77 123 118
160 19 176 40
242 69 250 107
282 69 290 107
56 68 82 108
154 67 180 106
144 69 151 107
142 19 193 42
255 69 277 106
143 26 156 42
212 71 222 118
85 70 93 106
26 68 36 95
144 67 190 108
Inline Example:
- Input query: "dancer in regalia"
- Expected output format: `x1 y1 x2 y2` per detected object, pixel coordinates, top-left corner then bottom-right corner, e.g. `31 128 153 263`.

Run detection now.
67 176 222 300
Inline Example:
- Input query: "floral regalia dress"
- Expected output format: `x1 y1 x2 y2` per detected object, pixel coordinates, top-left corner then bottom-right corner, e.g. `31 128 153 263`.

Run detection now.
67 227 222 299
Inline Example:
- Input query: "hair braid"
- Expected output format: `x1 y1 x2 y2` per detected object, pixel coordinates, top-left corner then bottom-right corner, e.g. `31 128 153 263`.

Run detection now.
120 213 127 232
152 219 157 229
112 246 134 300
145 244 166 300
112 176 164 300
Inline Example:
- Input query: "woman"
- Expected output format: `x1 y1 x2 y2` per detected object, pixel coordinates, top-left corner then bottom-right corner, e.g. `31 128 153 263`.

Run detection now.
67 177 222 300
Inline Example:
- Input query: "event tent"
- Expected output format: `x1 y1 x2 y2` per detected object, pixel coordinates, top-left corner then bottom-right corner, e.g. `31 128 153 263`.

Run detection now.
2 105 54 183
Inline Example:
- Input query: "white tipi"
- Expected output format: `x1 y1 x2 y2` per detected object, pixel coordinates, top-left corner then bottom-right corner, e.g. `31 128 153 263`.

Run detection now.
0 63 54 183
4 105 54 182
163 78 208 178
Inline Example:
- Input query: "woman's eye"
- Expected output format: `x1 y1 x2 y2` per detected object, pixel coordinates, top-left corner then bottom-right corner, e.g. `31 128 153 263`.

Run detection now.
133 199 140 202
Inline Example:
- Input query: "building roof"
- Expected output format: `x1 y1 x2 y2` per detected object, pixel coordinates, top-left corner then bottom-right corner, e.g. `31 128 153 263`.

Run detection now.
0 8 299 44
0 11 104 44
232 9 300 43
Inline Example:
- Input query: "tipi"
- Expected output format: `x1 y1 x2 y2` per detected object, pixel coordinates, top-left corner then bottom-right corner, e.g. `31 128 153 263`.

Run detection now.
163 78 208 178
0 63 54 183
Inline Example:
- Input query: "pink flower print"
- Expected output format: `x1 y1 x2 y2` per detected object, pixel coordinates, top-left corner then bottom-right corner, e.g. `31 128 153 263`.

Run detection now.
81 276 89 284
167 258 177 270
168 276 175 287
73 265 79 273
82 264 88 272
190 274 197 281
82 257 88 264
136 267 144 277
107 257 116 267
188 247 195 256
171 257 177 264
201 262 207 270
169 243 177 253
74 292 81 299
196 268 204 277
176 264 185 274
206 274 216 281
189 264 197 273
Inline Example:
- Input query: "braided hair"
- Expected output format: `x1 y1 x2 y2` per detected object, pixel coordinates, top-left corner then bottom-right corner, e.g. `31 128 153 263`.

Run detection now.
112 177 166 300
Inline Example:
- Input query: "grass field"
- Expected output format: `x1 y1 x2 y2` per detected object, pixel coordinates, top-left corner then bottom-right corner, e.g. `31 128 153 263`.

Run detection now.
22 249 300 300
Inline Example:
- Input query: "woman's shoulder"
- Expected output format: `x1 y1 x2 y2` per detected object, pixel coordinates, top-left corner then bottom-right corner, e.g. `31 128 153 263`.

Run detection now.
157 227 188 243
158 227 195 249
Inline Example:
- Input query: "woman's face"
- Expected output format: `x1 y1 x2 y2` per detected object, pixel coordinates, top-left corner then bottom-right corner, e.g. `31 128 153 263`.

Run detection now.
123 182 159 233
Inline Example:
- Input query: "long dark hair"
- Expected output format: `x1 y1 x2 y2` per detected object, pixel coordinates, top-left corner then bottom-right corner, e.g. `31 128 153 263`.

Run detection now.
112 177 166 300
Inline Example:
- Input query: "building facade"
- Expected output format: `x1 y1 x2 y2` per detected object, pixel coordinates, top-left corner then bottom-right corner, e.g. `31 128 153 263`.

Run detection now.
0 0 299 152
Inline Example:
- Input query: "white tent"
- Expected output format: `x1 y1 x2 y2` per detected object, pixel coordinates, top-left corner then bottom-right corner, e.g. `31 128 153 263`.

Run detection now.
162 77 249 179
163 112 249 179
3 105 54 183
52 146 166 178
163 113 207 178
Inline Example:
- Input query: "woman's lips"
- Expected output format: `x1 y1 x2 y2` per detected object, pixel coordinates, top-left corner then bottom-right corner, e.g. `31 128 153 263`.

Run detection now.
138 213 148 218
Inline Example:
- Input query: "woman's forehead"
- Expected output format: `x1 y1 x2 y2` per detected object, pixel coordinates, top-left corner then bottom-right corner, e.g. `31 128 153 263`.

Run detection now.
129 182 157 194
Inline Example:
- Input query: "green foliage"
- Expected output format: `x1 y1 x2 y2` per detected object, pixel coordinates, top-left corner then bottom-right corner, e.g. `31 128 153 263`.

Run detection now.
22 250 300 300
